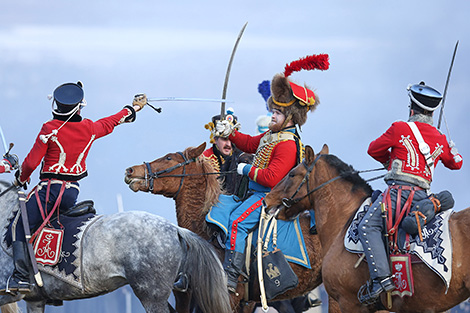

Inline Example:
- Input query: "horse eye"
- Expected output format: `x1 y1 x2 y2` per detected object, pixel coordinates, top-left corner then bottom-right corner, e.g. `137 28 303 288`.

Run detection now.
288 172 295 178
166 156 172 161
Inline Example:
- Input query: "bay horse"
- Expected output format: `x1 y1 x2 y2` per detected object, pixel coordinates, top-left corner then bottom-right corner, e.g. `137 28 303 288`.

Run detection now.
0 181 231 313
264 144 470 313
124 142 342 313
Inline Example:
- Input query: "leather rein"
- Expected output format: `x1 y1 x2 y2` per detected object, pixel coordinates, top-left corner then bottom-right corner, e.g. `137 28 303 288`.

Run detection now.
282 154 385 208
143 152 196 199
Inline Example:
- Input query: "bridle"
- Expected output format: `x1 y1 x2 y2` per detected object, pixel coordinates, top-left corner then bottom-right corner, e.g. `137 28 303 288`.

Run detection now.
282 154 338 208
141 152 236 199
281 154 385 208
143 152 196 199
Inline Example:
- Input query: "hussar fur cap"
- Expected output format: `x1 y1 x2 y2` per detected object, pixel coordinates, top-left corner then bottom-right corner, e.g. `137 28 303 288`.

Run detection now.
267 74 320 127
266 53 329 127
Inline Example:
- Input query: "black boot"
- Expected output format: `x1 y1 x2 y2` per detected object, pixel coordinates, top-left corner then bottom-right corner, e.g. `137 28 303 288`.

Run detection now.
173 272 189 292
0 241 35 295
223 250 246 293
309 225 317 235
358 276 395 304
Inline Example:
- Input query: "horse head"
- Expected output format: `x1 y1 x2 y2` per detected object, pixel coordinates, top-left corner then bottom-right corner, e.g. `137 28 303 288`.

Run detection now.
265 144 330 220
124 142 207 197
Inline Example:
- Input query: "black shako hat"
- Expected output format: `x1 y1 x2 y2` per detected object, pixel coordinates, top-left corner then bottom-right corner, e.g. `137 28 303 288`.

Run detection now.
53 81 84 114
408 81 442 112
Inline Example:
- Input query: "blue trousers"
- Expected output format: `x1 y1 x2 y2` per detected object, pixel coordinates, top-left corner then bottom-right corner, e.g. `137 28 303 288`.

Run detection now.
225 191 266 253
14 180 79 242
358 180 428 279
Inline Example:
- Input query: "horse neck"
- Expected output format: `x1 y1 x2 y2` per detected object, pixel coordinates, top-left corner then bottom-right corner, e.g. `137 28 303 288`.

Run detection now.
174 172 217 240
314 172 366 250
0 187 17 231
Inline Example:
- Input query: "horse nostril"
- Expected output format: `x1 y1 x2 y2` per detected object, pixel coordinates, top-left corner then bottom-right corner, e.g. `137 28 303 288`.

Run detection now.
126 167 134 176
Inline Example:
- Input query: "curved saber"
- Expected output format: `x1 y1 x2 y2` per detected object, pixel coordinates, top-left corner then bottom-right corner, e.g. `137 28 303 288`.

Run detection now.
148 97 233 103
0 125 8 153
437 40 459 129
221 22 248 118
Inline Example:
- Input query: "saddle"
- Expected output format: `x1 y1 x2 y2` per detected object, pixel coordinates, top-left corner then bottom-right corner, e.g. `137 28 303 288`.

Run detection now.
47 200 96 223
345 188 455 298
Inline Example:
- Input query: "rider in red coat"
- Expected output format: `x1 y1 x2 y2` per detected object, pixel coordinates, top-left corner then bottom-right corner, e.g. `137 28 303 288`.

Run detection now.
207 73 319 292
368 116 462 188
203 109 251 196
0 81 147 296
358 81 463 304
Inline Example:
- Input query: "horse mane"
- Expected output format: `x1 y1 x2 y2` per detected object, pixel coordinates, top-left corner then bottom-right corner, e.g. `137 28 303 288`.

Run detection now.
322 155 374 233
323 154 373 196
182 148 222 215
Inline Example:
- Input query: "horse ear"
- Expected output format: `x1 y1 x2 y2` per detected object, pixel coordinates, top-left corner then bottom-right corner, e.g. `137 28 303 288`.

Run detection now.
188 142 206 159
305 145 315 164
320 144 329 155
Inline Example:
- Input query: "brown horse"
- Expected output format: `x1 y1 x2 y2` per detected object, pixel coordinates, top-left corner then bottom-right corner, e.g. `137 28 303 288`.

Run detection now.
264 144 470 313
124 142 342 313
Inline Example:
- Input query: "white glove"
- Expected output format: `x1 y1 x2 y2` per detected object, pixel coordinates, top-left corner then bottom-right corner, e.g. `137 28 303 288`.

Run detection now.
449 140 462 163
215 120 233 137
132 94 147 112
237 163 249 175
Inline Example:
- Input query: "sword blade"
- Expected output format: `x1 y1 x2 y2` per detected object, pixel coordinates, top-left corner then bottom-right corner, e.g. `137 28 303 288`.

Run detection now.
0 125 9 154
438 40 459 129
18 191 43 287
147 97 233 103
221 22 248 118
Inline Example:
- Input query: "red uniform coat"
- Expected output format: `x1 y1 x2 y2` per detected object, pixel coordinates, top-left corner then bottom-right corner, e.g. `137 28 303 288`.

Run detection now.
0 163 8 173
229 129 298 189
18 107 134 184
203 147 222 173
368 120 462 184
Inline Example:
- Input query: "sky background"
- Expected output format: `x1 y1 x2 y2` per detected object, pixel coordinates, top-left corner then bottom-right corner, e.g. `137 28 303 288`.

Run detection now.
1 1 469 311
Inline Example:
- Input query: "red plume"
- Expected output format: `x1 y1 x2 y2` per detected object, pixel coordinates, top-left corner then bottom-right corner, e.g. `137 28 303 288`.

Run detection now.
283 54 330 77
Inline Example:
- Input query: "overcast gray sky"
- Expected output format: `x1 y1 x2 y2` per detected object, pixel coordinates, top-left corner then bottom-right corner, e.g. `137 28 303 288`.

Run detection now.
1 1 469 225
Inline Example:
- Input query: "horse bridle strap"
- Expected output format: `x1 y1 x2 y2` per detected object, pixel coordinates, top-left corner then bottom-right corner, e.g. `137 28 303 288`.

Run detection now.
281 154 386 208
282 154 342 208
144 152 195 199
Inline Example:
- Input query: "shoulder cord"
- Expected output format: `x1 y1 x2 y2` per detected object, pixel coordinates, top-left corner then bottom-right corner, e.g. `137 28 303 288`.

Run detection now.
40 104 81 144
407 122 434 180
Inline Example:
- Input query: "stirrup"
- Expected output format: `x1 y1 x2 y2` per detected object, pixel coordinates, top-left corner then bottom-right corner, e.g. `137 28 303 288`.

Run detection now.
0 276 13 295
358 280 379 305
0 276 33 296
357 277 394 305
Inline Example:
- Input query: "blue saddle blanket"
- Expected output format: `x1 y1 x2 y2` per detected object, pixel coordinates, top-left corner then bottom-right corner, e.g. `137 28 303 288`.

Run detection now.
206 194 311 269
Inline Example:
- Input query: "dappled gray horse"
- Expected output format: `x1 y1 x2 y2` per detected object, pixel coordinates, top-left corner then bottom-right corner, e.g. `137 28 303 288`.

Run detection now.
0 181 231 313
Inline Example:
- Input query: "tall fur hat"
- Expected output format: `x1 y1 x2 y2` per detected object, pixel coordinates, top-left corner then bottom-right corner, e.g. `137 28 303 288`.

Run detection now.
267 54 329 127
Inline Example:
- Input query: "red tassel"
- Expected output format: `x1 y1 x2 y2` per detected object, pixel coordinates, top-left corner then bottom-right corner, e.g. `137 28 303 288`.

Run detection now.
284 54 330 77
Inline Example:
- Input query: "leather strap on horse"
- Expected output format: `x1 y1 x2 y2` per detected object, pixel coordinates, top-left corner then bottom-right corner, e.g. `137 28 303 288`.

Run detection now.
29 180 66 244
410 195 441 242
385 185 421 253
430 195 442 213
412 211 427 242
